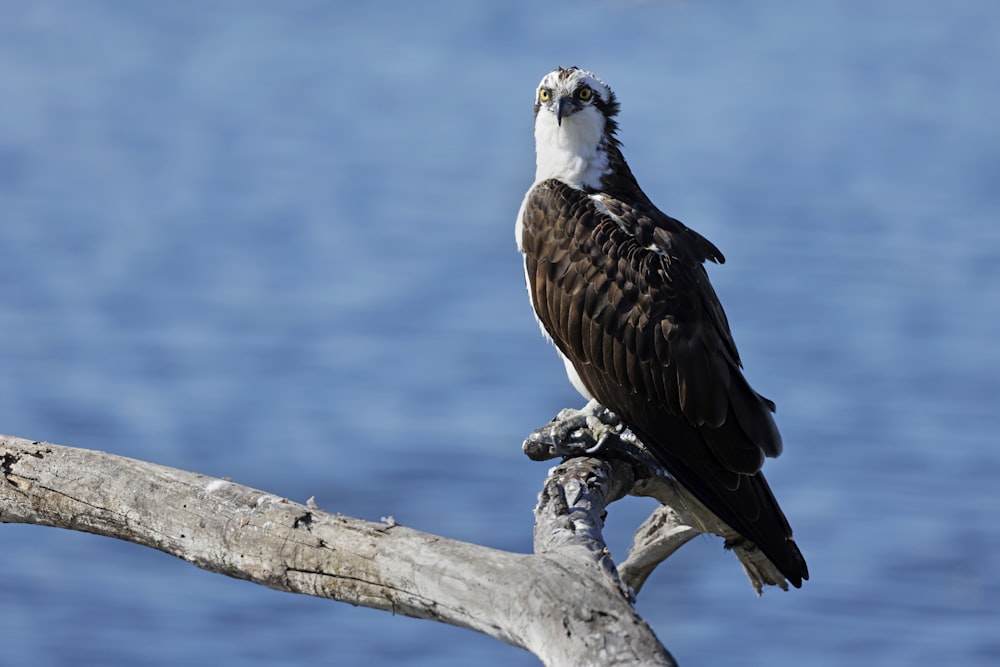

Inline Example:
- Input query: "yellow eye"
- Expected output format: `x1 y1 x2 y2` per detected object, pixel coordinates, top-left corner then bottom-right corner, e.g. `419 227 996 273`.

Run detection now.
539 88 551 102
577 87 593 101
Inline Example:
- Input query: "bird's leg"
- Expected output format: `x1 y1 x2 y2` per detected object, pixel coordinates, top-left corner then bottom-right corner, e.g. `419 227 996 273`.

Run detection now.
522 399 625 461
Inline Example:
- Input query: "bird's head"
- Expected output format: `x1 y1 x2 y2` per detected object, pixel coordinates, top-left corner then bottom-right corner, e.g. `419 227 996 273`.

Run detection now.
532 66 620 188
534 66 617 128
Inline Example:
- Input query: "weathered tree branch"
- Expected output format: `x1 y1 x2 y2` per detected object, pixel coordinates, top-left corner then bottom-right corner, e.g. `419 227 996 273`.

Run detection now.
1 434 676 666
3 405 790 666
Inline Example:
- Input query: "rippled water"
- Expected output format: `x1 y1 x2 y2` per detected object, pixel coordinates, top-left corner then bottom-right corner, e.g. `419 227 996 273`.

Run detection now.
1 2 998 665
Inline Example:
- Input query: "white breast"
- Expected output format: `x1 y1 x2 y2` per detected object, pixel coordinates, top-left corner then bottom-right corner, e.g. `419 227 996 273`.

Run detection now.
532 105 608 191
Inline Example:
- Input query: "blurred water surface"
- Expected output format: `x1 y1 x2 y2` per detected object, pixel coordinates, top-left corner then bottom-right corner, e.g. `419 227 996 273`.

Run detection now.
1 1 998 665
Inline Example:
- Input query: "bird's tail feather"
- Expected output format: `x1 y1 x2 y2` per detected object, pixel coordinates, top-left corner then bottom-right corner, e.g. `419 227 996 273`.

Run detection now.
641 438 809 588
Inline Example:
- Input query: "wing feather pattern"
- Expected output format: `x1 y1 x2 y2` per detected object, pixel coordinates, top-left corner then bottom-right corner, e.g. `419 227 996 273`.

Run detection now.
520 178 807 587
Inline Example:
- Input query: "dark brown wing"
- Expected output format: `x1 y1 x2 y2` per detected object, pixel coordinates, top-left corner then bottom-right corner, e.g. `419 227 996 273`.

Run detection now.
520 178 807 586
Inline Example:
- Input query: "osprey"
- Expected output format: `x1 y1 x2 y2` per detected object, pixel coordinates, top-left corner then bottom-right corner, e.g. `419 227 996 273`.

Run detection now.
516 66 808 588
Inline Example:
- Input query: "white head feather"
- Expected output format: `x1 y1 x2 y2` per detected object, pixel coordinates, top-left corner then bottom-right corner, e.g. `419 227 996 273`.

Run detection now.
531 67 616 190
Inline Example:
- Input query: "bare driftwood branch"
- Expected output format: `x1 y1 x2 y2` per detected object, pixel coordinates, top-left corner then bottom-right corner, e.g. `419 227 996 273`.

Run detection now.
1 434 676 667
3 399 790 666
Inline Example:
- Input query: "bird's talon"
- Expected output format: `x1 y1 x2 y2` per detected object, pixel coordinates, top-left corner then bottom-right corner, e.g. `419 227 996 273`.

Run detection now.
585 432 612 455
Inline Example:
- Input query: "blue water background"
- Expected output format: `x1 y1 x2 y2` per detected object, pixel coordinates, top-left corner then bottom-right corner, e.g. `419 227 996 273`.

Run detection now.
1 1 998 665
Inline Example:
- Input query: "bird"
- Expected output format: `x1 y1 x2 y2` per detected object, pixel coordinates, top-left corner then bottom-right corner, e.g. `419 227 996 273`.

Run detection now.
516 66 808 588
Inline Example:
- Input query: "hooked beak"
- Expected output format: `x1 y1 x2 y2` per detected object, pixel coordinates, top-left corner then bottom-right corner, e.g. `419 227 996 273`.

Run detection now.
556 96 572 126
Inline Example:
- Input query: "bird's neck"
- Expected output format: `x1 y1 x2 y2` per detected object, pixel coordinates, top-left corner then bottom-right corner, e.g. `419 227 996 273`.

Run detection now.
533 107 610 191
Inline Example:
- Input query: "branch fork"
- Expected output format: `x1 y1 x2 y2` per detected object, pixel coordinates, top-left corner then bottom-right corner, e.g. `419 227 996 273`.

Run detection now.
525 400 791 595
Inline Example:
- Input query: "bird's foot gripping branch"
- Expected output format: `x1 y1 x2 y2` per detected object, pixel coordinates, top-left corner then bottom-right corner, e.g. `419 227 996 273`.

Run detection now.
522 398 627 461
